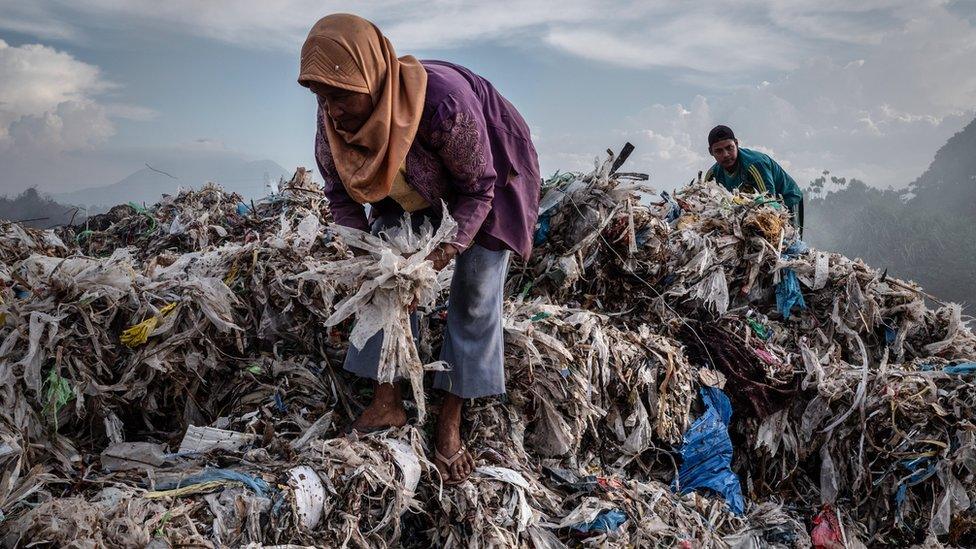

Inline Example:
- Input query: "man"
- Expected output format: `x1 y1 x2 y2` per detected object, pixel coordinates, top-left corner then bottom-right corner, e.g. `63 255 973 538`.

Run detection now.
704 125 803 233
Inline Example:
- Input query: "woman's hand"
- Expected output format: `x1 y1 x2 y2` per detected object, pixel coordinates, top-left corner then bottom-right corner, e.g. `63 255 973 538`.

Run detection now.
425 243 458 272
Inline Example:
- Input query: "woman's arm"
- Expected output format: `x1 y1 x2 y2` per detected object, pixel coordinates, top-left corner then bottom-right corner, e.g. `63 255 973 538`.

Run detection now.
315 104 370 231
429 91 497 252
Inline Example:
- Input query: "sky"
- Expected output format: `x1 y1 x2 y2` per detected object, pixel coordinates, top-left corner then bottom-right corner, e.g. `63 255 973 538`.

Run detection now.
1 0 975 196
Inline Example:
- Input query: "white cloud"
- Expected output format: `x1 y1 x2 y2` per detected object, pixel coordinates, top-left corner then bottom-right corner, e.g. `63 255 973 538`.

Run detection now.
616 5 976 187
0 1 914 75
0 3 80 41
0 39 116 156
0 39 110 137
0 1 604 53
0 39 157 194
1 1 969 89
7 99 114 152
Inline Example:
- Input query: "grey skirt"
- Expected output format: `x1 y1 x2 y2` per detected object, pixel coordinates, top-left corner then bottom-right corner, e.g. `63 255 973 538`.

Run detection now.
343 211 510 399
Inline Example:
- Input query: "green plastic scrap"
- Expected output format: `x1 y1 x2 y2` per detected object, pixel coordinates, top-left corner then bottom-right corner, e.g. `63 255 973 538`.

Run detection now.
127 202 149 214
530 312 552 322
747 318 770 340
753 196 783 210
154 510 173 538
126 202 158 234
43 368 74 431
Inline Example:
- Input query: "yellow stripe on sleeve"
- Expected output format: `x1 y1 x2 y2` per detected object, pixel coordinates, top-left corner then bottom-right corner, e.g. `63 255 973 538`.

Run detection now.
749 165 767 194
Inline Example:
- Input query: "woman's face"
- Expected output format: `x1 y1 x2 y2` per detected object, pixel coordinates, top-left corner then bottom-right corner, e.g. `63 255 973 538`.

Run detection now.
308 81 372 133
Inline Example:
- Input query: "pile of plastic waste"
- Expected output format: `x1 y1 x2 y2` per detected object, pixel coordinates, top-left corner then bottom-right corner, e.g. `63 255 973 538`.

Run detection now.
1 151 973 548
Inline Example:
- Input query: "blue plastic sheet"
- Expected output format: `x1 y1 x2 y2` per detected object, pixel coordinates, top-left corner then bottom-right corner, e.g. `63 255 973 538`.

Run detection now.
784 239 809 256
236 202 251 215
635 228 653 247
673 387 745 515
776 269 806 319
884 327 897 346
894 457 938 524
661 191 683 222
533 213 552 246
943 362 976 376
156 468 273 498
273 392 288 413
919 362 976 375
572 509 627 533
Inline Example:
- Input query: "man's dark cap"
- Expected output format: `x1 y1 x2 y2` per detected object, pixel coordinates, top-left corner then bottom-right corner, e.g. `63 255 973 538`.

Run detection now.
708 125 736 148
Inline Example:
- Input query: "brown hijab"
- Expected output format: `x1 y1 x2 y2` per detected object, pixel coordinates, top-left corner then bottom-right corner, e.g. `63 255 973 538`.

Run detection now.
298 14 427 204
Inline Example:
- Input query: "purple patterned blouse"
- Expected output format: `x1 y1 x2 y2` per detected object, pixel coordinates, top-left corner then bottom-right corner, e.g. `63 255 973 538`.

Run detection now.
315 60 541 259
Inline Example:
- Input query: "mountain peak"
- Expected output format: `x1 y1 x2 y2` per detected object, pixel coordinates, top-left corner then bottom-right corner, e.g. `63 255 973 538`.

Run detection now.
54 156 291 208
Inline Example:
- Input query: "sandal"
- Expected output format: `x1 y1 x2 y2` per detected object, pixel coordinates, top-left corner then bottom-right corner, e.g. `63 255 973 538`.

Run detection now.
434 444 471 485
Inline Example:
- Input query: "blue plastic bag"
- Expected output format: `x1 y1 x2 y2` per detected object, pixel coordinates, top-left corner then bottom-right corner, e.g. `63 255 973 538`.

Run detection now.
776 269 806 319
572 509 627 533
919 362 976 375
156 468 273 498
673 387 745 514
533 213 552 246
784 240 809 256
661 191 683 222
884 327 897 346
943 362 976 376
894 457 938 524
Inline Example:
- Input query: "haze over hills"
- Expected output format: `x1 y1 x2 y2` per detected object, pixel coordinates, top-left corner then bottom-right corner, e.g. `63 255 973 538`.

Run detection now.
908 116 976 217
805 116 976 309
53 157 290 209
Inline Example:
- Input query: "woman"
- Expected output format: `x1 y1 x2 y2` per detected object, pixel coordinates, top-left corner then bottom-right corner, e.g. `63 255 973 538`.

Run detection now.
298 14 540 484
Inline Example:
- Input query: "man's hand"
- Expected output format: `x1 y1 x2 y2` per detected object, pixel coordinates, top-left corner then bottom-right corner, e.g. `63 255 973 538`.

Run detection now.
425 243 458 272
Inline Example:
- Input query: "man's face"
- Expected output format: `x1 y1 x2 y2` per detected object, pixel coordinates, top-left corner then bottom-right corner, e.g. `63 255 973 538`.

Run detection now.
710 139 738 170
307 81 373 134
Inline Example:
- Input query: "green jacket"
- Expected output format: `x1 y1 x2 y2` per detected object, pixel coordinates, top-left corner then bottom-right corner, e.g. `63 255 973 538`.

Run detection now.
705 147 804 231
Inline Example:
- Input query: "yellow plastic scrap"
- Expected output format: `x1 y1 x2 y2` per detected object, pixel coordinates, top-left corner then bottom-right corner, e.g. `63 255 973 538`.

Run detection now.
676 214 700 230
745 211 784 242
223 259 240 286
121 302 178 348
144 480 237 499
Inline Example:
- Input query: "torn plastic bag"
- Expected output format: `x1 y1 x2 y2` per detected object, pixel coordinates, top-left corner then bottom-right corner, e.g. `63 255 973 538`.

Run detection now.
100 442 167 472
776 268 806 319
153 468 273 498
534 213 552 246
571 508 627 534
941 362 976 375
673 387 745 515
811 505 844 549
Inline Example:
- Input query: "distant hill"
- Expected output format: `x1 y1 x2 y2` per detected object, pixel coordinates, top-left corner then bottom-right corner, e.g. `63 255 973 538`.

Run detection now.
54 157 290 209
0 188 83 229
805 116 976 309
908 117 976 216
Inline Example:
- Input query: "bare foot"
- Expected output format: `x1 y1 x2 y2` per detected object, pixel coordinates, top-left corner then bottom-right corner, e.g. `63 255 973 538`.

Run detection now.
434 394 474 483
351 382 407 432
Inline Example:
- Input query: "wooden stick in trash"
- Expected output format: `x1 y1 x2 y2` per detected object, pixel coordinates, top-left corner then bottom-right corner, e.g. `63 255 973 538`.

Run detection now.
885 276 948 307
610 142 635 175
